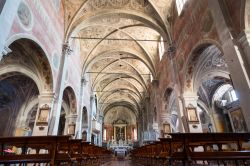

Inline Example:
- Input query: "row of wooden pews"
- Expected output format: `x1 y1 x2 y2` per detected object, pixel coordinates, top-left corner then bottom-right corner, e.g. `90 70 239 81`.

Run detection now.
0 135 112 165
131 133 250 166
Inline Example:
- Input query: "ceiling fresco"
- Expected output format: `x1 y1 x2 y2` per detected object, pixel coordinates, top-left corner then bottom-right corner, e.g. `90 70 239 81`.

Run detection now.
63 0 173 122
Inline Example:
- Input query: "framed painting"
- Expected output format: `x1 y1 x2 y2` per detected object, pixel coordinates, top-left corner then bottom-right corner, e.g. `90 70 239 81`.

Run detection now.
68 123 75 135
229 108 247 132
36 104 50 126
186 107 199 123
163 123 171 134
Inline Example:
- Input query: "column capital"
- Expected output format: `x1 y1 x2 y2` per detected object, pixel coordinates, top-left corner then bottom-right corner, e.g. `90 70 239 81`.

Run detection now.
167 43 176 59
81 76 88 86
62 42 73 56
152 79 159 87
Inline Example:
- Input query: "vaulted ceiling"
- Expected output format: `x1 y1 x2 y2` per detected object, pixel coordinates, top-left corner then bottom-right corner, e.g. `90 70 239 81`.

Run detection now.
63 0 173 118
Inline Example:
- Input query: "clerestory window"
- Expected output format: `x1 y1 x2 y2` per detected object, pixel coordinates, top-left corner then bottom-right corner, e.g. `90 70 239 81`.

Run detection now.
176 0 187 15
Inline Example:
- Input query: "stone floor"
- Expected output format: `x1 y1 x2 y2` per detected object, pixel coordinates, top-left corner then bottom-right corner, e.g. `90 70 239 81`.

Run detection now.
101 159 140 166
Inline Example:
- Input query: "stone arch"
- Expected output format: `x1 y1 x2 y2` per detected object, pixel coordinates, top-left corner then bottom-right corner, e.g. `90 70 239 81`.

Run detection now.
3 37 54 92
57 101 70 136
16 97 39 135
183 41 224 93
62 86 77 114
0 38 53 136
0 74 39 136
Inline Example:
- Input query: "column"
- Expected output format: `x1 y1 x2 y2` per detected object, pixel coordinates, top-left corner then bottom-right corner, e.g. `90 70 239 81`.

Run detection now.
32 93 55 136
49 43 72 135
182 94 203 132
99 114 104 146
64 114 78 136
125 126 127 140
114 126 116 141
208 0 250 131
75 78 88 139
87 95 94 142
0 0 21 61
168 44 185 133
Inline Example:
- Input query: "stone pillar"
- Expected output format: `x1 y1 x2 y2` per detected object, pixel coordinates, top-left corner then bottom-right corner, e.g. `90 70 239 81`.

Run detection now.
32 93 55 136
49 43 72 135
99 114 104 146
145 96 152 131
87 95 94 142
64 114 77 136
168 43 185 133
160 113 171 126
75 78 88 139
0 0 21 61
208 0 250 131
182 94 203 132
125 126 127 140
177 97 185 132
114 126 116 140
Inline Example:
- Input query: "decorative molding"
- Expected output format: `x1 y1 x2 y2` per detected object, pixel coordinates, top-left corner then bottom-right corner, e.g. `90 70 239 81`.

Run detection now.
1 46 12 57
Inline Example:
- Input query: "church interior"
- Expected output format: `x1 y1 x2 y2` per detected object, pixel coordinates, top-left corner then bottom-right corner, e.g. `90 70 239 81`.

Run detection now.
0 0 250 165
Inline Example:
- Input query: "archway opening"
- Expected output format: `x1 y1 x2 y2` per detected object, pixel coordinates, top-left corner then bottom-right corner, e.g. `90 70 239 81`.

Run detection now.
0 74 39 136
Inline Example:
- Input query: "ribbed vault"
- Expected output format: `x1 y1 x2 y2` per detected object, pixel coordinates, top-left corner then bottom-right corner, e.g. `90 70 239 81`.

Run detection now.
64 0 173 120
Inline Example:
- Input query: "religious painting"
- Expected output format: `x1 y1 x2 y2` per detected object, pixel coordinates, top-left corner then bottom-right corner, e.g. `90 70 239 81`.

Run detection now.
36 104 50 126
186 107 199 123
229 108 247 133
68 123 75 135
115 126 125 141
163 123 171 134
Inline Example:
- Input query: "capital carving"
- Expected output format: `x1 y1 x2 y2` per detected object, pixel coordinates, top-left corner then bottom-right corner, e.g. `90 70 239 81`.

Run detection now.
152 79 159 87
62 43 73 56
81 76 88 86
167 43 176 59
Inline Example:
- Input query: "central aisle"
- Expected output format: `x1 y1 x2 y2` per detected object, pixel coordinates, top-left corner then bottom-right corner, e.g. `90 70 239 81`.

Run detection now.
101 159 140 166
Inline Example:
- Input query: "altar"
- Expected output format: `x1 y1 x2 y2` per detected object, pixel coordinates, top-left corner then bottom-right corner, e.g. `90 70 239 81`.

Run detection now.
113 119 127 141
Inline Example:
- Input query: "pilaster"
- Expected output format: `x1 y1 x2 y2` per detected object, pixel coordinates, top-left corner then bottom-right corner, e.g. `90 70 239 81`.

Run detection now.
32 93 55 136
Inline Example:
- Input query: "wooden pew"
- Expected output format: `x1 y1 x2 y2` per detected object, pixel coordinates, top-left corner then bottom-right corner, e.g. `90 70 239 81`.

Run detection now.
0 135 70 165
0 136 112 166
131 133 250 166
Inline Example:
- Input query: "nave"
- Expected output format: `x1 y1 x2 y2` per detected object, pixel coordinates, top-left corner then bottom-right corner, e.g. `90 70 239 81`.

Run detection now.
1 0 250 165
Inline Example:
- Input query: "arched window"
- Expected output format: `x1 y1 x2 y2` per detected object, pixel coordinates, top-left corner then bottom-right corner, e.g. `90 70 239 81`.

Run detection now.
103 128 107 141
133 128 137 140
158 37 165 61
213 84 238 107
176 0 187 15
